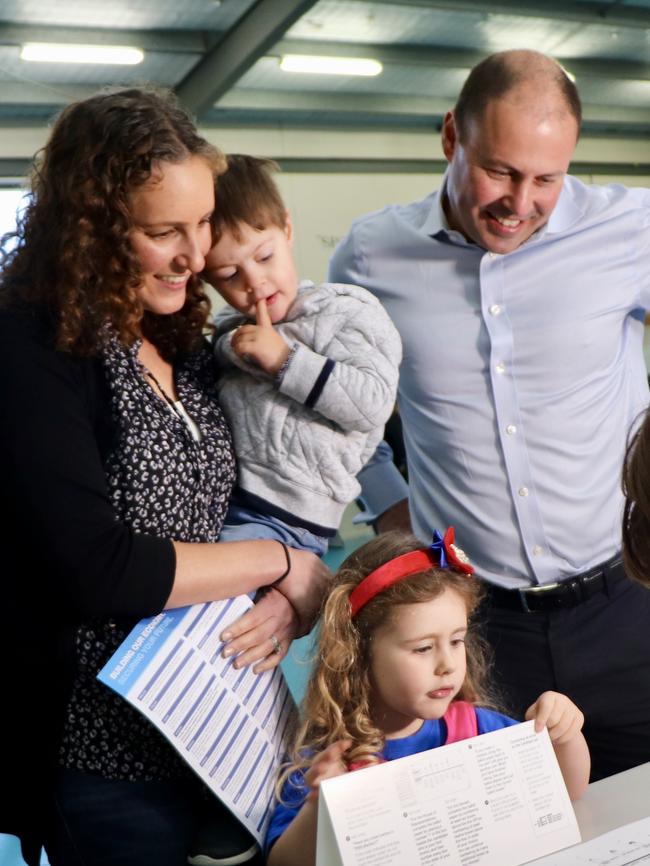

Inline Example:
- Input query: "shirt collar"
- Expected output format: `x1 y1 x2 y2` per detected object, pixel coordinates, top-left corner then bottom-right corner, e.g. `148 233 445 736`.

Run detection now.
421 170 474 246
541 176 583 236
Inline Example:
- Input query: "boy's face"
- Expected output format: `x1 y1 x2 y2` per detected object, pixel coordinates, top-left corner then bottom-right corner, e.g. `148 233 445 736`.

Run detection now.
203 216 299 323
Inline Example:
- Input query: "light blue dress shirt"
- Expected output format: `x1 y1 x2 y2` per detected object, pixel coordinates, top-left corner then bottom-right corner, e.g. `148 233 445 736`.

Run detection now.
329 175 650 588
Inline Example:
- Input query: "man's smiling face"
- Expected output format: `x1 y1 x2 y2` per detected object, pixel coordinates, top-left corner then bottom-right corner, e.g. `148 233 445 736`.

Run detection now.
441 91 578 255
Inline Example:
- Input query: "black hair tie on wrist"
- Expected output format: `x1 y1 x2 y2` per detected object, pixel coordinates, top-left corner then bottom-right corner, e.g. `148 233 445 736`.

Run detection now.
271 541 292 586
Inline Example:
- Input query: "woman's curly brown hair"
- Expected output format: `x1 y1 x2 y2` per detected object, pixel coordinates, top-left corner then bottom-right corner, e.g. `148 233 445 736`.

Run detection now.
0 86 225 358
280 531 499 795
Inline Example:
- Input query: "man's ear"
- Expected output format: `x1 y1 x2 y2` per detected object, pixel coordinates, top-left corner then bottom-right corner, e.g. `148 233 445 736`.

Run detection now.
441 111 458 162
284 211 294 246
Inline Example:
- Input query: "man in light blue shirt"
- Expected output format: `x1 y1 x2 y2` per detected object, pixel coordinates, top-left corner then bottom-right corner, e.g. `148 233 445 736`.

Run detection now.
329 49 650 781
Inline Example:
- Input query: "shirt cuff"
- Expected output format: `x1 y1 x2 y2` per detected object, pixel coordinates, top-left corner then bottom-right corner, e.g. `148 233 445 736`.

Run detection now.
354 448 410 524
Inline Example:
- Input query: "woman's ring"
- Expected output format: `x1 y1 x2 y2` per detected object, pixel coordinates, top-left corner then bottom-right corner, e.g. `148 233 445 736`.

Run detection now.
270 634 282 655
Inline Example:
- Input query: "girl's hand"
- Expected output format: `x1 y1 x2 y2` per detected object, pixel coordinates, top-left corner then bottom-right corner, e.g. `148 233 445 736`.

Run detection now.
220 587 298 674
525 690 584 745
275 548 332 636
304 740 352 802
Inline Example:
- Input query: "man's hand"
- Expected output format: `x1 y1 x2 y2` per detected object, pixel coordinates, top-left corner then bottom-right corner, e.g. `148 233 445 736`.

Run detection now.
231 299 290 375
375 498 412 534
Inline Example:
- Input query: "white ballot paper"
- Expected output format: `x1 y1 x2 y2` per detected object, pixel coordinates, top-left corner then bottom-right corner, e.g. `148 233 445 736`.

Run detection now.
97 596 295 845
316 720 580 866
528 816 650 865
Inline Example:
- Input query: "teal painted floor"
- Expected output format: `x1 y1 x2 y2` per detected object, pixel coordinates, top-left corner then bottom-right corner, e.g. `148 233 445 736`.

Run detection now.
0 520 373 866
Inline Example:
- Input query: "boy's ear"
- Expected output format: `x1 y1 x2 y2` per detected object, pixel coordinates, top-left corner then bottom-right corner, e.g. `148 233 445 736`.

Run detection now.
284 211 294 246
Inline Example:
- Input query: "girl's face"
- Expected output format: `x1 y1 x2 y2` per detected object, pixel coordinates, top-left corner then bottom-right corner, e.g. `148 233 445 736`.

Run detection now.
128 155 215 317
369 588 468 739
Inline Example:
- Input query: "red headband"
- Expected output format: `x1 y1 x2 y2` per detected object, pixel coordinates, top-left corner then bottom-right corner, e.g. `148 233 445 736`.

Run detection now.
348 527 474 617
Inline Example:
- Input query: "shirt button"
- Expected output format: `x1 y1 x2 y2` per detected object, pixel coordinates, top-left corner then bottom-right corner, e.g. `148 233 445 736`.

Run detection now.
495 362 506 374
489 304 501 316
506 424 517 435
532 545 543 556
519 487 529 497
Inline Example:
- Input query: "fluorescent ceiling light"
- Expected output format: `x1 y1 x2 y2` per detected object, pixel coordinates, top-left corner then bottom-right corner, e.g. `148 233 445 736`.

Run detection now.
21 43 144 65
280 55 382 76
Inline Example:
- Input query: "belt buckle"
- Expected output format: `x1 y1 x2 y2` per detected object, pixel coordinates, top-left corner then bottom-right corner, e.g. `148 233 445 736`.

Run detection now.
518 582 561 613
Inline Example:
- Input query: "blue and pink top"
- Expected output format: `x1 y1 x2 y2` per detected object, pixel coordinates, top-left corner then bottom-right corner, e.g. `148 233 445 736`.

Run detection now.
265 702 517 852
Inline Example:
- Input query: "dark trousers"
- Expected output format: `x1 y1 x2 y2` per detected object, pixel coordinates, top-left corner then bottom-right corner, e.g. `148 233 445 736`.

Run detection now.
483 571 650 782
42 769 261 866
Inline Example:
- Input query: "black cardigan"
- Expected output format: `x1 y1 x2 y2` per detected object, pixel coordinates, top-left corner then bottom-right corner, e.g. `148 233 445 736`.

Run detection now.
0 307 175 862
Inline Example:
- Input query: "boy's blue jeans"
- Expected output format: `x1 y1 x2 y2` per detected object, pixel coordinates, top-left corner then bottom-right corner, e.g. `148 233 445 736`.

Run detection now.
219 503 329 557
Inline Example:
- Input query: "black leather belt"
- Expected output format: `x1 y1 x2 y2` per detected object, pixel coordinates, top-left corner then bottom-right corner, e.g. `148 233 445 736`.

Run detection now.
486 555 627 613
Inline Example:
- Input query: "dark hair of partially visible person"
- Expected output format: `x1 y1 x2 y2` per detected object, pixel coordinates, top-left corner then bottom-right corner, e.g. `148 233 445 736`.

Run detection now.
212 154 286 243
454 49 582 143
279 530 499 795
0 86 226 359
622 409 650 588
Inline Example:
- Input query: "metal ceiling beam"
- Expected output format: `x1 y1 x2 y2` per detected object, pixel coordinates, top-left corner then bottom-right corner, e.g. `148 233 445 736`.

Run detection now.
362 0 650 30
0 23 207 53
217 89 451 115
217 88 650 123
0 82 98 105
175 0 319 117
205 107 650 138
275 39 650 81
275 38 484 68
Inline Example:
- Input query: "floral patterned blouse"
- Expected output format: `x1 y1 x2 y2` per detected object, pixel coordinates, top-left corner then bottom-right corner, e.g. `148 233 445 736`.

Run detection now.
59 335 236 781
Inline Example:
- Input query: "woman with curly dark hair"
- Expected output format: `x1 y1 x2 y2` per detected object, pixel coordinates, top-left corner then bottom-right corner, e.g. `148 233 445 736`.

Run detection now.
0 87 328 866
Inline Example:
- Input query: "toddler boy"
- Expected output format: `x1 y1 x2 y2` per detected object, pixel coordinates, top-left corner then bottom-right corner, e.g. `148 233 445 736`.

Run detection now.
204 154 402 557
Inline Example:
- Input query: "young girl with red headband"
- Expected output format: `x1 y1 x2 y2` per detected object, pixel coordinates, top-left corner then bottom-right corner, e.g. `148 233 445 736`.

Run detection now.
265 530 590 866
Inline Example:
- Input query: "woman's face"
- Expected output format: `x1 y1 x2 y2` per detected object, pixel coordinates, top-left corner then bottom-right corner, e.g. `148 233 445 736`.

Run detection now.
128 155 215 316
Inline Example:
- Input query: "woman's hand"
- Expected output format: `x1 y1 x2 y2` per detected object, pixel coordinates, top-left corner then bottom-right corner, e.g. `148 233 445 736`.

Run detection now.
525 690 584 744
274 548 332 636
304 740 352 802
220 588 298 674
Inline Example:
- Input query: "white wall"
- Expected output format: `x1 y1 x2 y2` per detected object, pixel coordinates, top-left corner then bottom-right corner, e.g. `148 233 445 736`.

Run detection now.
276 171 444 282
